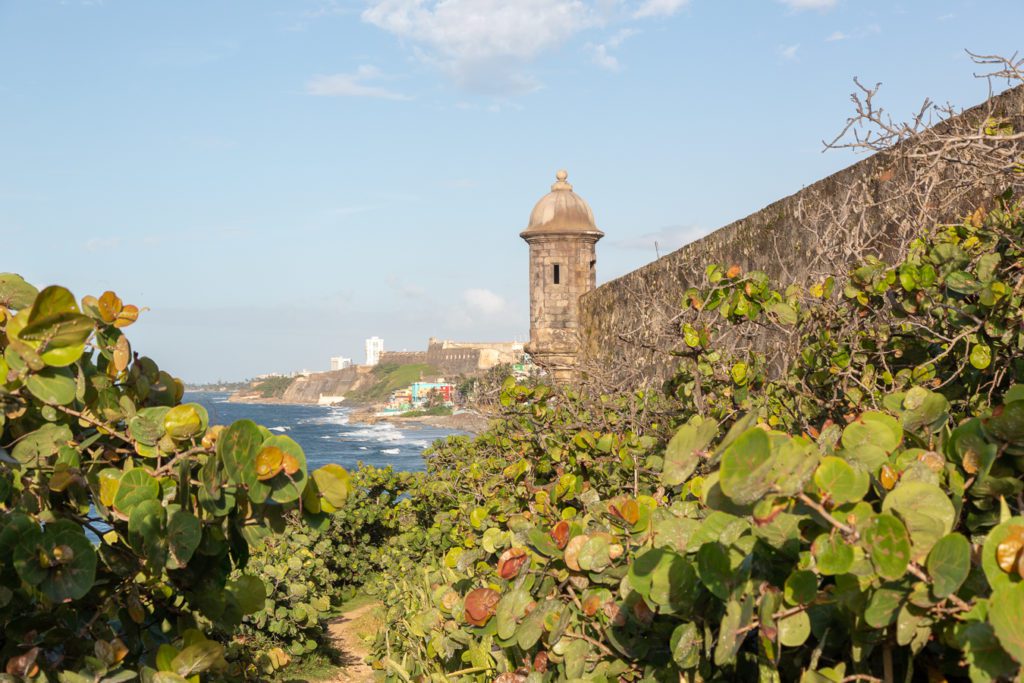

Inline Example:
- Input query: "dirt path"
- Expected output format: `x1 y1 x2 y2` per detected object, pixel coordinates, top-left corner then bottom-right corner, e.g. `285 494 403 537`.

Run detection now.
323 603 378 682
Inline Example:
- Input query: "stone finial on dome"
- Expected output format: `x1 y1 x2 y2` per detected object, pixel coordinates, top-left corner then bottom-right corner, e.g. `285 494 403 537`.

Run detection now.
521 169 603 238
551 169 572 191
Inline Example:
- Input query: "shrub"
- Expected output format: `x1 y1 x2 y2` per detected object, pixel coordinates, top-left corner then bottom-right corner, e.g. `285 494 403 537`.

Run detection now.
0 278 350 681
234 464 430 673
365 198 1024 681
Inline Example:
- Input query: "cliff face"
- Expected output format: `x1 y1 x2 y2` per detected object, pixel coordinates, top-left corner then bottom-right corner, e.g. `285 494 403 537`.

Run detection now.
280 367 366 403
231 367 375 404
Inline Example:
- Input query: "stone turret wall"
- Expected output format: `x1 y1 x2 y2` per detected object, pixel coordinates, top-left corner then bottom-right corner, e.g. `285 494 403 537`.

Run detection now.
577 85 1024 385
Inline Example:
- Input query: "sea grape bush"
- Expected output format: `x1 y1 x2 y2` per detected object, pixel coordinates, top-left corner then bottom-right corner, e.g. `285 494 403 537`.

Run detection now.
324 464 431 594
233 528 336 675
366 198 1024 682
235 464 425 671
672 192 1024 432
0 277 350 681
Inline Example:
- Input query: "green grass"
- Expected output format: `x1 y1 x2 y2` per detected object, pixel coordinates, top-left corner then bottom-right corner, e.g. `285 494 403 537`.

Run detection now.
338 591 378 613
251 375 295 398
399 405 453 418
274 651 338 682
347 363 437 403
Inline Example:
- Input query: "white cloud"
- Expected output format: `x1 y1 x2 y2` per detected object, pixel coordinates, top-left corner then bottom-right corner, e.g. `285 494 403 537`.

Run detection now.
462 288 506 316
780 43 800 60
305 65 411 100
633 0 689 19
361 0 600 94
589 43 619 71
825 24 880 42
389 277 427 299
777 0 837 10
587 28 638 72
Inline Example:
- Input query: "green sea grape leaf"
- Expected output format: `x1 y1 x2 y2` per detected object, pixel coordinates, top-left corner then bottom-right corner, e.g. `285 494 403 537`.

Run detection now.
927 533 971 598
865 586 905 629
526 527 561 558
696 543 732 600
784 570 818 606
227 576 267 615
14 520 97 601
18 285 92 366
713 593 754 666
812 533 853 575
663 419 717 486
863 514 911 580
156 645 179 672
901 387 950 432
778 610 811 647
312 464 351 508
814 456 868 504
0 273 38 309
842 412 902 453
218 419 263 485
637 548 698 613
25 366 77 405
12 423 72 466
989 583 1024 664
578 534 611 572
882 481 955 560
983 401 1024 442
171 640 224 678
129 407 170 447
970 343 993 370
495 588 532 640
719 427 773 504
670 622 702 669
167 509 201 568
957 618 1018 682
113 468 160 514
164 403 208 441
842 444 888 472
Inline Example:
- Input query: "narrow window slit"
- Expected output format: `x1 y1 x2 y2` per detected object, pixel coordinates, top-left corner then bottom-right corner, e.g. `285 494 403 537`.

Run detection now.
553 264 560 284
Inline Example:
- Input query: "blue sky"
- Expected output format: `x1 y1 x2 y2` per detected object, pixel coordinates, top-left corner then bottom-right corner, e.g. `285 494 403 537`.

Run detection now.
2 0 1021 382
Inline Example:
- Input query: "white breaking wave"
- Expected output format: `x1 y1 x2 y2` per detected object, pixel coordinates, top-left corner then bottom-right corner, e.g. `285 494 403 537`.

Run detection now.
381 448 401 455
269 426 290 432
300 406 351 427
343 423 402 443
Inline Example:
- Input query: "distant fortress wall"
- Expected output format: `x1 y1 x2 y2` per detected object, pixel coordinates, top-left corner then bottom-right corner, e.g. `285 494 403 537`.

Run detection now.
378 338 525 376
577 85 1024 385
376 351 428 365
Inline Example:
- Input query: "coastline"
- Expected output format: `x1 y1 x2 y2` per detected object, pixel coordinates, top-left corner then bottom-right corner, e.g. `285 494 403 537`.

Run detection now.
221 392 490 435
345 406 491 435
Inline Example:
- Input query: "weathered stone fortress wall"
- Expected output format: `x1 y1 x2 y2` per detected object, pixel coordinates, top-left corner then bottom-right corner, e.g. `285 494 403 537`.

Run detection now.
378 339 525 377
377 351 429 366
578 86 1024 385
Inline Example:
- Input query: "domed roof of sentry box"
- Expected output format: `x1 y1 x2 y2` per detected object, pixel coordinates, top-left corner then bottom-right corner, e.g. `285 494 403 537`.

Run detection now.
521 170 603 239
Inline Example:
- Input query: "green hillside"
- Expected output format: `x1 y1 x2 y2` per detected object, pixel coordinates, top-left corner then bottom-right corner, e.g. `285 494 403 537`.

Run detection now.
346 363 436 403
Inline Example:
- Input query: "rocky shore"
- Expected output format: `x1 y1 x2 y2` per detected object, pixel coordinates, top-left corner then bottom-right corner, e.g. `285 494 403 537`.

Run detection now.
225 392 491 435
345 406 491 434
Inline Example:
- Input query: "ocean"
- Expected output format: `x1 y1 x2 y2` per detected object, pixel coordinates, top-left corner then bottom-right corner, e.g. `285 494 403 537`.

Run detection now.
186 391 466 473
